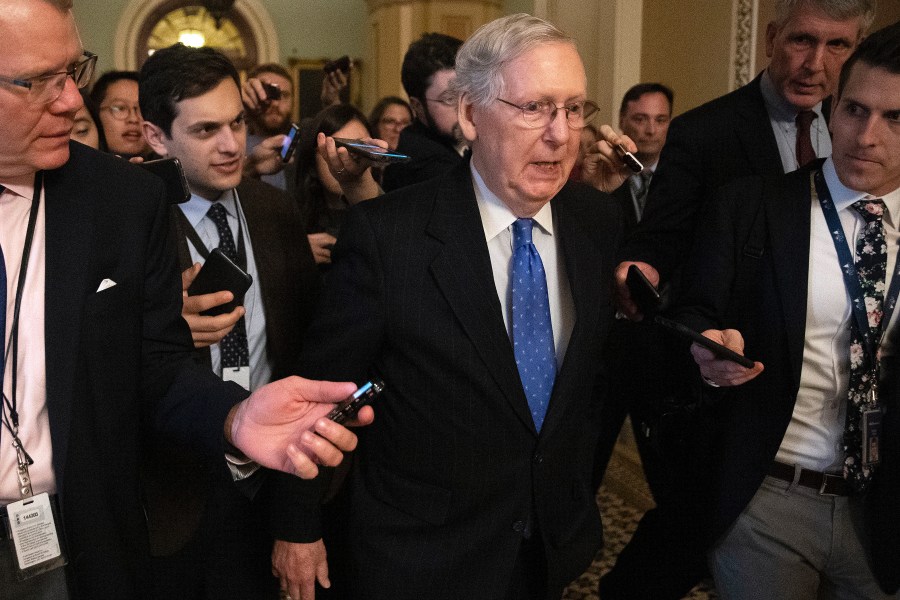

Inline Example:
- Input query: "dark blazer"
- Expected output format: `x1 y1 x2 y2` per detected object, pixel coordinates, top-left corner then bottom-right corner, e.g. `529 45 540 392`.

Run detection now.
299 164 620 599
381 120 463 192
35 142 247 598
144 178 321 556
622 74 785 280
673 161 900 594
610 178 640 235
172 178 319 380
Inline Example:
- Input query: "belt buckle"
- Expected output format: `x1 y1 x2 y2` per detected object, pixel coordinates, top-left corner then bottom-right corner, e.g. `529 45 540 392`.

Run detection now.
819 473 842 496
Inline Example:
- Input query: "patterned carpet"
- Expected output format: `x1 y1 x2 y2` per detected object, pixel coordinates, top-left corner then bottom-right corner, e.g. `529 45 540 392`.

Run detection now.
562 486 718 600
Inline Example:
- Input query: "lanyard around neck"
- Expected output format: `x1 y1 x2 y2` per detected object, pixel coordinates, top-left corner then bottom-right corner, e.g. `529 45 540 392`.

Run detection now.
814 169 900 363
1 171 43 463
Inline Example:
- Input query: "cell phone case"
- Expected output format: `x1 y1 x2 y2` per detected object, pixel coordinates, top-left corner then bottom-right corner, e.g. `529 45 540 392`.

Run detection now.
187 248 253 316
138 157 191 204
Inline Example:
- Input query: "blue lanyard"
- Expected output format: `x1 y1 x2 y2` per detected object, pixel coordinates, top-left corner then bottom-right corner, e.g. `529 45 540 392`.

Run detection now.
814 169 900 363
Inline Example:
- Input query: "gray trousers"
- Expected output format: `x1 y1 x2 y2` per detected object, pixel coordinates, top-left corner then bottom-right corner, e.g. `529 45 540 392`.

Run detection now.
710 475 897 600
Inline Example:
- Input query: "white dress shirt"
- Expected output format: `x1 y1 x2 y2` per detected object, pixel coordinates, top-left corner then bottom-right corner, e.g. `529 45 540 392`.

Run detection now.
470 164 575 368
776 159 900 471
179 189 271 391
0 176 53 505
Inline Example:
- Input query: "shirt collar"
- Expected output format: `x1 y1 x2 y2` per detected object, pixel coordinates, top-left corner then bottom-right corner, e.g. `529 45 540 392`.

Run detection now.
0 172 40 202
179 188 238 229
760 69 825 123
822 157 900 224
470 162 554 242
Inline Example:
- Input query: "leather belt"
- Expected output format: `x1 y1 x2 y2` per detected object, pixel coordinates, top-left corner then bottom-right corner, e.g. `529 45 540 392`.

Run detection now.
768 461 849 496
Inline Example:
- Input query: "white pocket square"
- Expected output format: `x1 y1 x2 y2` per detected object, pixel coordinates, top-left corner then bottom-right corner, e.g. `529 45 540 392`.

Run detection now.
96 278 117 292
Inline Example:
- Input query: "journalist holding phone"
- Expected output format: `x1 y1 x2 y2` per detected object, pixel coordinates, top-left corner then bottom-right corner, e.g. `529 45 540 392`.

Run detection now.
138 43 335 600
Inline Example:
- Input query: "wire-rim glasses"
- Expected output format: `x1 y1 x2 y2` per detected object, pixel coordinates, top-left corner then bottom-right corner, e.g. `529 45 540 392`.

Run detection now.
496 98 599 129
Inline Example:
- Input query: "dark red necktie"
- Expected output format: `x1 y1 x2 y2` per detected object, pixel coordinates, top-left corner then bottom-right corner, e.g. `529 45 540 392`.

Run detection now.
796 110 817 168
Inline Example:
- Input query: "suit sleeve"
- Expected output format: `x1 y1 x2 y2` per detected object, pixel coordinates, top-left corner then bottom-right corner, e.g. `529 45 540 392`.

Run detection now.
669 180 754 336
254 202 388 541
620 115 707 280
140 180 249 457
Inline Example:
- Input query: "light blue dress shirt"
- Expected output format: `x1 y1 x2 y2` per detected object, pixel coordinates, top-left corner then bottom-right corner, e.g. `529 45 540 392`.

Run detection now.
178 189 272 391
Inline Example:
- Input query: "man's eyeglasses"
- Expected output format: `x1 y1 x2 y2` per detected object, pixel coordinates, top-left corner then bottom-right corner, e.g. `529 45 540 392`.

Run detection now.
425 95 456 108
496 98 599 129
100 103 141 121
0 51 97 105
379 117 411 129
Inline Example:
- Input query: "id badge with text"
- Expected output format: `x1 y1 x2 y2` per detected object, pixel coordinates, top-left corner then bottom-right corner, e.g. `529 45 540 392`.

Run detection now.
5 492 67 579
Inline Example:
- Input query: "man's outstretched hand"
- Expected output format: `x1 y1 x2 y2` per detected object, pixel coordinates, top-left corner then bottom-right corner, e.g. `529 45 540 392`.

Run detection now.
226 376 375 479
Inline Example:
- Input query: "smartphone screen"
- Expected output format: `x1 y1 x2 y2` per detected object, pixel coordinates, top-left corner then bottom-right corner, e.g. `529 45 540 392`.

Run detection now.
281 123 301 163
332 137 411 164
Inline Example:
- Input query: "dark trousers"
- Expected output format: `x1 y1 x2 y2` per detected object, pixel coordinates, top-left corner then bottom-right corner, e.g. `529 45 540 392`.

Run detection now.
149 475 278 600
0 544 70 600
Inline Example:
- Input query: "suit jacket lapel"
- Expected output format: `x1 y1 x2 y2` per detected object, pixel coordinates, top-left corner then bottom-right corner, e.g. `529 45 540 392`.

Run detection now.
43 163 94 488
766 166 814 386
425 166 537 433
539 184 605 438
735 76 784 177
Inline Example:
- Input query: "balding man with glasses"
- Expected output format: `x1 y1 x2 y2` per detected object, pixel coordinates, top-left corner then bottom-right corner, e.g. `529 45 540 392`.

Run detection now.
299 13 620 600
0 1 370 598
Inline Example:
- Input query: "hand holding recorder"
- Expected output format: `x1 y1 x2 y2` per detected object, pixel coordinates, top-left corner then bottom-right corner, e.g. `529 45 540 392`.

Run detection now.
581 124 641 193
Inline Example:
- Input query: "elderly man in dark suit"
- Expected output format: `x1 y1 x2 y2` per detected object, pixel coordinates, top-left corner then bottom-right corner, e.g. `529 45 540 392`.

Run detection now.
301 13 620 600
678 22 900 597
0 2 368 598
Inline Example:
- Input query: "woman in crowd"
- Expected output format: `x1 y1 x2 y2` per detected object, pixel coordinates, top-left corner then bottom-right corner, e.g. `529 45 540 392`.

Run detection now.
90 70 150 158
72 89 102 150
296 103 375 265
368 96 412 150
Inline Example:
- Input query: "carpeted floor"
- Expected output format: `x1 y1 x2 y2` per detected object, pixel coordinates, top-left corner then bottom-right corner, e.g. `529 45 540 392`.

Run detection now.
561 486 718 600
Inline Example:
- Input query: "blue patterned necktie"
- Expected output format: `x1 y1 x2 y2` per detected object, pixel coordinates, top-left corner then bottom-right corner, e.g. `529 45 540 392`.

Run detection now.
844 199 886 492
511 218 556 432
206 202 249 369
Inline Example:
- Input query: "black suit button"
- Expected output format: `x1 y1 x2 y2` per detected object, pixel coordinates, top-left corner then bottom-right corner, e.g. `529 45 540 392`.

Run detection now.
532 452 544 465
512 520 525 532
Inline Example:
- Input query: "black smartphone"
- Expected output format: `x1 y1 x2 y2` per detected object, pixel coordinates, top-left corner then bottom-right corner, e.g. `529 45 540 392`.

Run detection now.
626 265 755 369
327 380 384 424
332 137 411 164
281 123 301 163
625 264 662 317
138 157 191 204
262 81 281 101
187 248 253 316
323 55 351 75
615 143 644 174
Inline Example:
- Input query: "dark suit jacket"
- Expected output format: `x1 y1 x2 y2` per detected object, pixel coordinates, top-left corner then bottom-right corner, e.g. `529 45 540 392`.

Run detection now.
143 178 321 556
299 163 620 599
673 161 900 594
381 120 462 192
622 74 785 280
35 142 248 598
611 178 640 235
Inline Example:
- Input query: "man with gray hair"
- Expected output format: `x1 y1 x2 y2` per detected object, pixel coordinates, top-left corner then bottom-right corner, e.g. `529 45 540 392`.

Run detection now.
300 13 621 599
589 0 876 313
